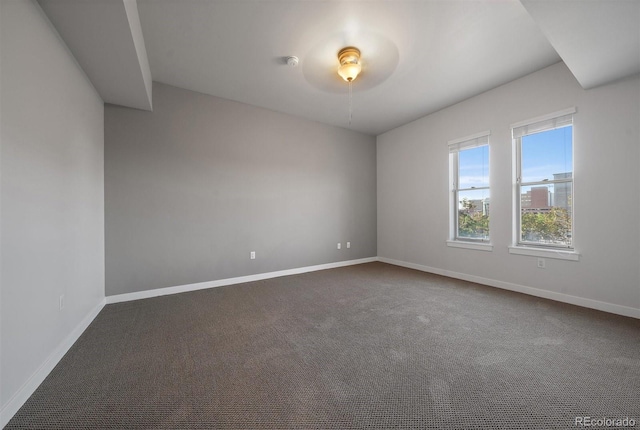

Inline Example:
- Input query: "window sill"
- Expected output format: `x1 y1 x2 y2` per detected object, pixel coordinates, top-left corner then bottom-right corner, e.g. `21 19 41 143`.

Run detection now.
447 240 493 252
508 246 579 261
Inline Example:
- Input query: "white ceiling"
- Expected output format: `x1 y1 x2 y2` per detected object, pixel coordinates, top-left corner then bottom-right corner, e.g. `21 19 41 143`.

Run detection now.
136 0 561 135
521 0 640 90
39 0 640 136
38 0 152 111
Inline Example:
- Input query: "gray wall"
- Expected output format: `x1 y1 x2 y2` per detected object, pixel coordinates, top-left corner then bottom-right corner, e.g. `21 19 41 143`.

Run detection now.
105 83 377 296
377 62 640 314
1 0 105 415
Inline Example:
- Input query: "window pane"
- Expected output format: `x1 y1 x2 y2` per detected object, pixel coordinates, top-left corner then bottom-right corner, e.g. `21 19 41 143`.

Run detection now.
520 183 572 246
457 189 489 240
521 126 572 183
459 145 489 189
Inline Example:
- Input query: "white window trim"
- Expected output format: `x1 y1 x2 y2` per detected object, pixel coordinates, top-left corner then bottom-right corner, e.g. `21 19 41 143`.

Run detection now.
448 130 491 149
512 108 575 251
447 240 493 252
448 130 491 245
510 107 576 131
508 246 579 261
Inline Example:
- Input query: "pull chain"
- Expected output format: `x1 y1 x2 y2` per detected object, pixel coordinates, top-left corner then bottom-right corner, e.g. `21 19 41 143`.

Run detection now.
348 80 353 126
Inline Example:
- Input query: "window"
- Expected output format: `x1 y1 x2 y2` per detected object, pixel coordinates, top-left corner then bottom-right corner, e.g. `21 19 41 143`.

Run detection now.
449 131 490 244
512 108 574 249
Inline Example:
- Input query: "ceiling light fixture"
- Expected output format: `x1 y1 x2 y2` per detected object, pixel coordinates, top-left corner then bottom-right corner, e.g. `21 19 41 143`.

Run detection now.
337 47 361 126
337 47 361 82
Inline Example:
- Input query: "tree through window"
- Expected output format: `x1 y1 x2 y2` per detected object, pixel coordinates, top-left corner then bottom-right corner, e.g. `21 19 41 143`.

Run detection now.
449 132 490 242
513 109 574 248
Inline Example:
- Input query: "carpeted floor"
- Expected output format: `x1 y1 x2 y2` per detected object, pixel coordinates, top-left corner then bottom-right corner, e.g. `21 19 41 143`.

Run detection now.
6 262 640 429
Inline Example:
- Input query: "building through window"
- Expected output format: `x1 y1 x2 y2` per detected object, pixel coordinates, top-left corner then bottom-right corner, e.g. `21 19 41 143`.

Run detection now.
449 131 490 242
512 109 574 248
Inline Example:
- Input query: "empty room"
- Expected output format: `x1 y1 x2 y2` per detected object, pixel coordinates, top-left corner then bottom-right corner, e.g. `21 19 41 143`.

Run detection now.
1 0 639 429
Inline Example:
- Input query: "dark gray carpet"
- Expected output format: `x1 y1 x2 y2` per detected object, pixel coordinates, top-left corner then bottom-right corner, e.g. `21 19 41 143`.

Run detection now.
6 262 640 429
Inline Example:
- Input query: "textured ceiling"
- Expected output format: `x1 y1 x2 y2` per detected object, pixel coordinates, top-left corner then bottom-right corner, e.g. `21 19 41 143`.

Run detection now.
521 0 640 90
39 0 640 136
136 0 560 135
38 0 152 111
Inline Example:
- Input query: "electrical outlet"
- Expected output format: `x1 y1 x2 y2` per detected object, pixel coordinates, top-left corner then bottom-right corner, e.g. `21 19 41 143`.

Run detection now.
347 242 351 249
250 251 256 260
337 243 341 250
59 295 64 311
537 258 546 269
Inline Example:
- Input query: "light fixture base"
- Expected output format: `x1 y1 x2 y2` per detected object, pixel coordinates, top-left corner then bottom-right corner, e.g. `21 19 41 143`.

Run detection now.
338 47 361 64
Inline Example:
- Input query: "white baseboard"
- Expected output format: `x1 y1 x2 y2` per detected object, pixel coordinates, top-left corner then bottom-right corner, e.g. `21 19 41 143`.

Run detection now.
378 257 640 319
0 298 106 429
106 257 379 304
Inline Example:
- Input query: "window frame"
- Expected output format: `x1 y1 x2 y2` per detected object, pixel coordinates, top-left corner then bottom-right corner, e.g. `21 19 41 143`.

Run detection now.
448 131 491 246
512 108 576 251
